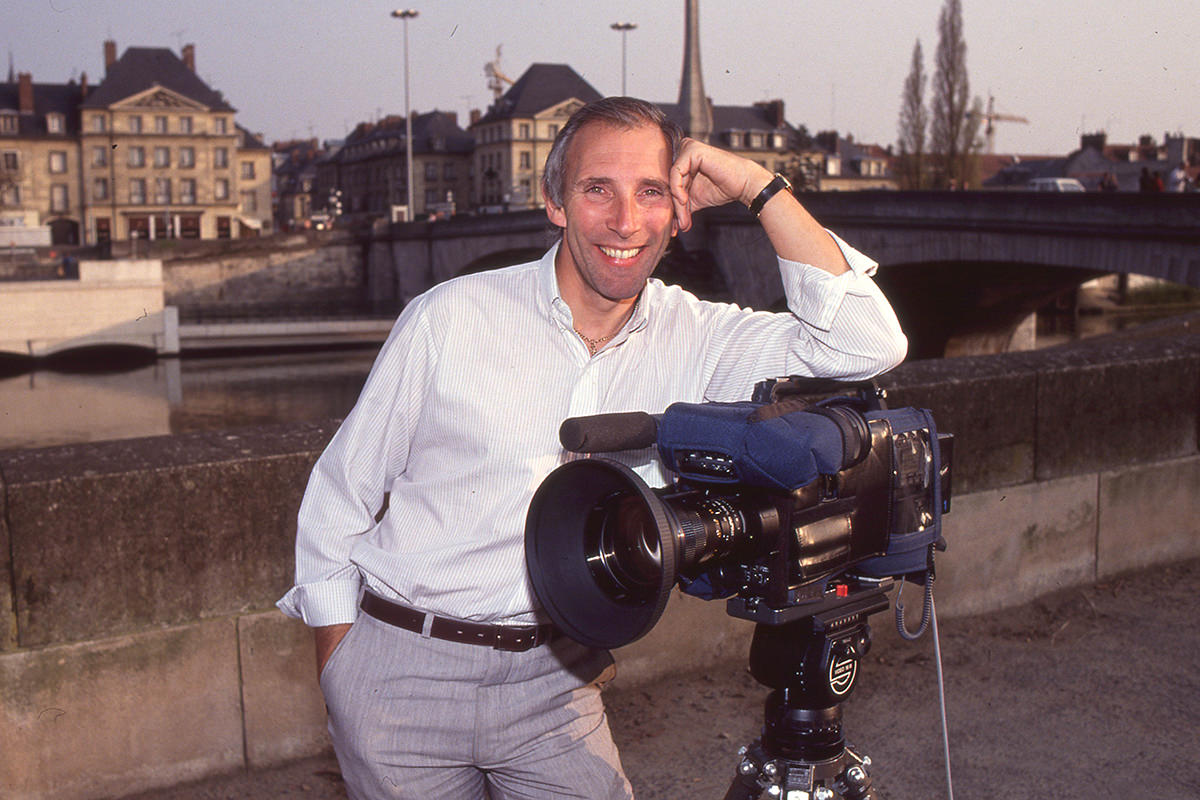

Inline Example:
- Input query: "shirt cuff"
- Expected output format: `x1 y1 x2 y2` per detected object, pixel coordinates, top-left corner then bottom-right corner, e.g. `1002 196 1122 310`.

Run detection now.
779 231 879 332
276 578 363 627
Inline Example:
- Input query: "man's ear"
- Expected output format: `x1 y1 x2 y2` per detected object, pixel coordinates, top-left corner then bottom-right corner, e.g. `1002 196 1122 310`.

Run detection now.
543 184 567 228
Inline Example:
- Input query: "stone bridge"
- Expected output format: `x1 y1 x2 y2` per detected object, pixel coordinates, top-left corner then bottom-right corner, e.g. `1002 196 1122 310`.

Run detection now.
369 191 1200 358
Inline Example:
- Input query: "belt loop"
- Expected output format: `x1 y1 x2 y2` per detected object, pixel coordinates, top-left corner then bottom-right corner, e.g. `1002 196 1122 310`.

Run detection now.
420 610 434 638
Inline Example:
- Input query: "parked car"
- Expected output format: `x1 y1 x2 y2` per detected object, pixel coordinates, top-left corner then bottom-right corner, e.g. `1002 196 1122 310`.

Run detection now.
1028 177 1086 192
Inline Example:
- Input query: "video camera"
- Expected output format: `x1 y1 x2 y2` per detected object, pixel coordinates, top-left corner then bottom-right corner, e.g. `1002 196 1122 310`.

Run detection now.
525 377 953 650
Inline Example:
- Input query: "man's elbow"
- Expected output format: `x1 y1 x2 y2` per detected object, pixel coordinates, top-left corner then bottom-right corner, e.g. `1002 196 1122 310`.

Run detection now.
856 331 908 379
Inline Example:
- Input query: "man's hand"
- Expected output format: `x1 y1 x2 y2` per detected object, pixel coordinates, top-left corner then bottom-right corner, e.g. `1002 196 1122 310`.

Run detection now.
669 136 848 275
669 137 773 232
314 623 353 678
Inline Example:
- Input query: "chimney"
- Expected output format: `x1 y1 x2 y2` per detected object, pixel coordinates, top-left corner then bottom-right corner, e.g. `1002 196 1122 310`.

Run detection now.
470 109 481 126
182 43 195 72
104 40 117 72
17 72 33 114
677 0 712 143
755 99 785 128
80 71 89 100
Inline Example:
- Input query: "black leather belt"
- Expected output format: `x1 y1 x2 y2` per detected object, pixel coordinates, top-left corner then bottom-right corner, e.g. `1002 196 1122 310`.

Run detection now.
360 592 556 652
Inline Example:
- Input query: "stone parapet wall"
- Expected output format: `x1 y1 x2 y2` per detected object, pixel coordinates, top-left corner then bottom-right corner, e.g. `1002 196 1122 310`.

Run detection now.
1 333 1198 798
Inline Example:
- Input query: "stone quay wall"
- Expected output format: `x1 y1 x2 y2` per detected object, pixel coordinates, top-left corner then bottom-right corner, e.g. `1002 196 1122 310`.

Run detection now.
2 331 1198 799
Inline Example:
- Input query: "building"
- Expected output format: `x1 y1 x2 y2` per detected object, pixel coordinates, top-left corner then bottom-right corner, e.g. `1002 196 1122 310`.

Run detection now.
811 132 897 191
983 132 1199 191
0 40 271 246
272 137 321 231
322 110 473 223
469 63 602 212
1 72 84 244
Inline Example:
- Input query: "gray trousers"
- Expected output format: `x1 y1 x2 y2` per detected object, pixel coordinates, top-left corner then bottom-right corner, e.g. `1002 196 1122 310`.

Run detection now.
319 610 634 799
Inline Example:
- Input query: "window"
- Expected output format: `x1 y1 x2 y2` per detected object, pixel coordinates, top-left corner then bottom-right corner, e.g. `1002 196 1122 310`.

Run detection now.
2 150 18 170
425 188 438 205
214 178 229 200
129 178 146 204
239 189 257 212
424 162 437 181
179 146 194 168
519 151 531 170
214 117 228 134
128 146 145 167
92 145 108 167
179 178 196 204
443 163 456 181
155 116 168 134
93 177 109 201
519 123 531 139
153 147 170 168
240 161 255 179
91 115 107 133
2 184 21 205
548 124 559 139
129 115 143 134
213 147 228 168
1 113 18 134
48 151 67 173
180 116 193 134
50 184 68 212
155 178 171 204
46 114 64 134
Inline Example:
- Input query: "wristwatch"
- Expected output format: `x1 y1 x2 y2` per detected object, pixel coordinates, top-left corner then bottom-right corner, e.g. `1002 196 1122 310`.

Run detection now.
748 173 793 217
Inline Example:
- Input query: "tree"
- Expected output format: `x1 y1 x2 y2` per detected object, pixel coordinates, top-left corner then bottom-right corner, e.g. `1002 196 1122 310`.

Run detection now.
897 39 928 189
930 0 973 187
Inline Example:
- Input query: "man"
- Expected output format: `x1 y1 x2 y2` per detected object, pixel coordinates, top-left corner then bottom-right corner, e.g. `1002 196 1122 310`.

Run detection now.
278 97 906 799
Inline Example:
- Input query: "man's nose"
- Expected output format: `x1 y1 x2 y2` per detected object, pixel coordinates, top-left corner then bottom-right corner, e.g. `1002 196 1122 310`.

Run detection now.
608 193 641 237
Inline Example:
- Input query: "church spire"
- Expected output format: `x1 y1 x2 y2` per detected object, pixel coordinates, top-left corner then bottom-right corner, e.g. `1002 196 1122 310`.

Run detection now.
678 0 712 143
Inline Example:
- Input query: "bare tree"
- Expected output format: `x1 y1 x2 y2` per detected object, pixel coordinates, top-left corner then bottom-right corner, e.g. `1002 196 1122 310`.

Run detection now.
897 39 928 189
930 0 972 187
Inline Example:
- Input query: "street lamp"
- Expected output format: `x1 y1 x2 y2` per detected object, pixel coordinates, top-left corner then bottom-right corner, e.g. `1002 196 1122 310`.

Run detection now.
610 22 636 96
392 9 419 220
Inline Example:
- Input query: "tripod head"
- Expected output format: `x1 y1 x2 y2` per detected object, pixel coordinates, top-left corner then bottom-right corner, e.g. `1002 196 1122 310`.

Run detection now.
724 582 893 799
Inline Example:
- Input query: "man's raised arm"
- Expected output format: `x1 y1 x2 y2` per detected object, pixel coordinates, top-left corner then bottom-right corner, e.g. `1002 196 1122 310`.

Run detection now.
668 137 849 275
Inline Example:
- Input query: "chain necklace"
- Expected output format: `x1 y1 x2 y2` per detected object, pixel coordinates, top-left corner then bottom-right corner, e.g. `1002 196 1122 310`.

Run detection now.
574 327 617 355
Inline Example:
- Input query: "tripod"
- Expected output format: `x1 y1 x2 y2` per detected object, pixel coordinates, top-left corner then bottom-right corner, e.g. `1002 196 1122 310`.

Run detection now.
722 587 891 800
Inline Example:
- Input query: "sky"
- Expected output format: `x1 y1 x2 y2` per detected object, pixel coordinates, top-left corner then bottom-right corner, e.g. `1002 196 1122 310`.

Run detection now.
6 0 1198 156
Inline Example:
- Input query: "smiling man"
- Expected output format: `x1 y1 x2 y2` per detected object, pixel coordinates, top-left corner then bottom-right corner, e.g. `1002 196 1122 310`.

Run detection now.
279 97 906 800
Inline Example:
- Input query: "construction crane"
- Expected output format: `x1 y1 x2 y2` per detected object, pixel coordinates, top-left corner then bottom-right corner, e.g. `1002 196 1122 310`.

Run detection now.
967 94 1029 154
484 45 514 99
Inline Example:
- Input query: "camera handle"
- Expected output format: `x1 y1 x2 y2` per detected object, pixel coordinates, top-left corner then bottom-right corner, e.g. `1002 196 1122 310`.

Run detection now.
722 588 890 800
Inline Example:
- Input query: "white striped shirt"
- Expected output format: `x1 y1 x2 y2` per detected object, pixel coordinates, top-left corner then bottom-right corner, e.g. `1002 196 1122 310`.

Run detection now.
277 236 906 627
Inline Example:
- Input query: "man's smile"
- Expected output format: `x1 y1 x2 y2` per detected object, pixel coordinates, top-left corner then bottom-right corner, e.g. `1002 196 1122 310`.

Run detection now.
598 245 644 261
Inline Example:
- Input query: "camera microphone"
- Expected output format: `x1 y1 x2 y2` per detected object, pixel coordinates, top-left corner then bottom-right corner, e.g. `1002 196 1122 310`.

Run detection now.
559 411 659 453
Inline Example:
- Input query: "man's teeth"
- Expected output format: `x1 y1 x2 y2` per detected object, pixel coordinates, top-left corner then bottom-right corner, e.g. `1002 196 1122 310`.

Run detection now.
600 246 640 259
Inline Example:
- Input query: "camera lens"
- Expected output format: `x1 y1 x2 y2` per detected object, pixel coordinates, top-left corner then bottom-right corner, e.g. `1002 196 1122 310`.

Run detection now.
586 493 663 600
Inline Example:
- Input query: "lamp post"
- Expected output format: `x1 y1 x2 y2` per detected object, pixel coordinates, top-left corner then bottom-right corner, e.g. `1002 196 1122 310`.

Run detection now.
610 22 636 96
392 9 419 220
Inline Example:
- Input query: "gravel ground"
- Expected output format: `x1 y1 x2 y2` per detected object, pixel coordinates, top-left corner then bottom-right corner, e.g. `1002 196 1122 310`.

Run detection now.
126 558 1200 799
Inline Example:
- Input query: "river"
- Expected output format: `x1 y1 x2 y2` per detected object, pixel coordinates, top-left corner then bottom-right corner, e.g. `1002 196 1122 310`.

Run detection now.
0 308 1190 451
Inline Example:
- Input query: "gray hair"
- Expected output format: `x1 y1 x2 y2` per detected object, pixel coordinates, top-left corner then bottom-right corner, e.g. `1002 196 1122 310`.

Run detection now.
542 97 684 223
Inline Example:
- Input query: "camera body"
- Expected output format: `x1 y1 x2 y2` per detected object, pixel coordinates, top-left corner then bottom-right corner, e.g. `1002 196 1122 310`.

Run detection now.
525 378 951 648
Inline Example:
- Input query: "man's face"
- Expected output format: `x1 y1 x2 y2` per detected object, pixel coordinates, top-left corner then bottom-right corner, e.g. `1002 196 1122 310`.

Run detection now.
546 122 678 310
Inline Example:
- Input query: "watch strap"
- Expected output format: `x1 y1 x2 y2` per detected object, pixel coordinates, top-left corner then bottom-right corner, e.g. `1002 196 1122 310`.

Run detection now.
748 173 793 217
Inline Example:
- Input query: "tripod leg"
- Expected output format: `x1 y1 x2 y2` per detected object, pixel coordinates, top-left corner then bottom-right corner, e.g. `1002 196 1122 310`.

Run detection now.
721 744 767 800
